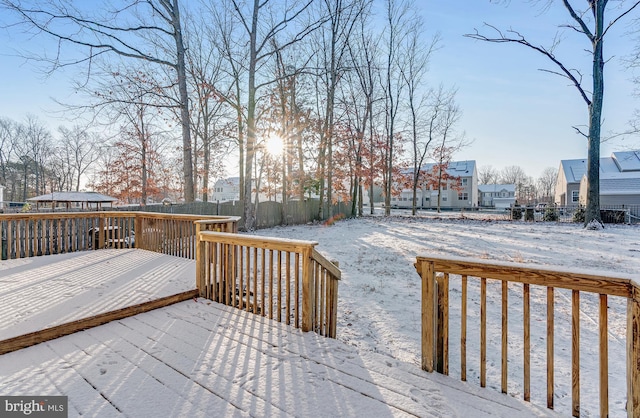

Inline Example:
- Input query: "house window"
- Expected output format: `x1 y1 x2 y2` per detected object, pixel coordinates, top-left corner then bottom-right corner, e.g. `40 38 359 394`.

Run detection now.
441 183 447 191
442 196 448 202
572 190 579 203
461 178 468 186
458 192 468 200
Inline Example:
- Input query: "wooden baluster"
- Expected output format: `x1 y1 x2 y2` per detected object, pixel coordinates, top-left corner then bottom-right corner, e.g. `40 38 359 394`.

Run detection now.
461 274 467 381
269 249 274 320
599 294 608 418
252 247 258 313
261 248 266 317
277 251 283 322
502 280 508 394
238 245 244 310
286 251 291 325
295 253 300 328
481 277 487 388
548 287 555 410
524 283 531 402
572 290 580 417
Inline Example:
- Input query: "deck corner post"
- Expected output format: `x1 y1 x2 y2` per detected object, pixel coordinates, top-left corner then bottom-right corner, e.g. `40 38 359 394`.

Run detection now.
628 286 640 418
195 223 205 297
419 258 436 373
302 246 315 333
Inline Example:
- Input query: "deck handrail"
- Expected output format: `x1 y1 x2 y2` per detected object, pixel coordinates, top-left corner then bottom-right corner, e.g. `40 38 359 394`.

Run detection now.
196 230 340 338
0 211 240 260
415 255 640 418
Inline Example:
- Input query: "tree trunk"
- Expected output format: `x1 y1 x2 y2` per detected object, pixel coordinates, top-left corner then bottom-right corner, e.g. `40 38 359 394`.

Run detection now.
585 3 605 226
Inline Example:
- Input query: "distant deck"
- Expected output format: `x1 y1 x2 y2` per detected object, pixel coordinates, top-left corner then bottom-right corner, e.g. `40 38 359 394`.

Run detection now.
0 250 557 417
0 249 197 349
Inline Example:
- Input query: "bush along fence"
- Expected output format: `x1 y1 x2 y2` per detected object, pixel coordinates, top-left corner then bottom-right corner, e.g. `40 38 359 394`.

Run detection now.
508 204 640 224
117 199 353 230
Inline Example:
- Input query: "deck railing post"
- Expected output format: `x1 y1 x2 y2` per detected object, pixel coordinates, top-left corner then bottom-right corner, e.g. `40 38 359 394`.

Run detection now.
195 223 205 297
420 259 436 372
302 246 314 333
628 286 640 418
134 215 143 250
436 273 449 375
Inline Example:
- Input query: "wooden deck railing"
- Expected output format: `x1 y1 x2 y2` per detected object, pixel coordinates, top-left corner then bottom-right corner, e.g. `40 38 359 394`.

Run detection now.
415 255 640 418
196 230 340 338
0 211 240 260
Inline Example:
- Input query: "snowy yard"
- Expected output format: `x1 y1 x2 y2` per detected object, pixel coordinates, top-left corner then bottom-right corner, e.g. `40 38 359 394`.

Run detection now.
253 213 640 417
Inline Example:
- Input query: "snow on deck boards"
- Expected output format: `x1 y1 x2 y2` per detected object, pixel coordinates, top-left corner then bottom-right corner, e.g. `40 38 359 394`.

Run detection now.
0 301 558 417
0 249 196 341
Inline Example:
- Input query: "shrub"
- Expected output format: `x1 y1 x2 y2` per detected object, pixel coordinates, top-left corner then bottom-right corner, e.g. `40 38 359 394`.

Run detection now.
511 206 523 220
543 207 559 222
573 206 585 223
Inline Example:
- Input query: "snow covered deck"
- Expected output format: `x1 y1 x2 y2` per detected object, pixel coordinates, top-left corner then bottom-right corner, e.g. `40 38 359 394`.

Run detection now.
0 249 197 348
0 248 559 417
0 299 558 417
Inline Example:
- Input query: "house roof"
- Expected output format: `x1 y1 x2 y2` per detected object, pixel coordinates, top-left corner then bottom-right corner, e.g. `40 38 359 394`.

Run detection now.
403 160 476 177
27 191 117 203
559 159 587 184
612 151 640 172
478 184 515 193
214 177 240 187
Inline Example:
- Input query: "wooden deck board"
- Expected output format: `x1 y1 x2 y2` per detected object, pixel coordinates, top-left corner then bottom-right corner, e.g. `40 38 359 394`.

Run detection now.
1 300 559 417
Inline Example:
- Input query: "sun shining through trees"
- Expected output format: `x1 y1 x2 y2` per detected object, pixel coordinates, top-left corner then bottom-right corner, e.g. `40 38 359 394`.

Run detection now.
265 134 284 156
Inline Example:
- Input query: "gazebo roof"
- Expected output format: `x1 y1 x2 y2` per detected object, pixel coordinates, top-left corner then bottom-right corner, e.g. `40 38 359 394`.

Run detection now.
28 191 117 203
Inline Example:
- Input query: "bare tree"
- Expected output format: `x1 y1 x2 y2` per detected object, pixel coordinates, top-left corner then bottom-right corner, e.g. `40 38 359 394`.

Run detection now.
219 0 321 230
466 1 640 227
537 166 558 203
2 0 197 201
478 165 499 185
381 0 412 216
57 125 100 192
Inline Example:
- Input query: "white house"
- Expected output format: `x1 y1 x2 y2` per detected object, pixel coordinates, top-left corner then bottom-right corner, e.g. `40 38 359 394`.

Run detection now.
0 184 4 210
555 158 586 206
212 177 241 202
578 151 640 206
391 160 478 209
478 184 516 209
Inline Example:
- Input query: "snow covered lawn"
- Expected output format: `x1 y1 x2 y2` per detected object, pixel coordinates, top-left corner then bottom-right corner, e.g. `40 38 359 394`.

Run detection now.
252 214 640 417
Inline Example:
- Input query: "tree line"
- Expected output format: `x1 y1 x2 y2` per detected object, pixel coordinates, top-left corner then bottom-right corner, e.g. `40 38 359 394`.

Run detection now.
2 1 639 228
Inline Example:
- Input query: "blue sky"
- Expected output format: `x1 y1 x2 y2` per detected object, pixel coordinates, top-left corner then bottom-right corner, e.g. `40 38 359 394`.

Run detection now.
0 1 638 179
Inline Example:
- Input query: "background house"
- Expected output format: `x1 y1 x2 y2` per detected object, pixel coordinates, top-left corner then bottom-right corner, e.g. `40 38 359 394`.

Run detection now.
0 184 4 210
478 184 516 209
391 160 478 210
212 177 241 202
555 159 586 206
578 151 640 206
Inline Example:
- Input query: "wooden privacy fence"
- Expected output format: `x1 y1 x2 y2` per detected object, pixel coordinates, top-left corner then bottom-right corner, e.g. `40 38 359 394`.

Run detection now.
415 255 640 418
196 230 341 338
0 211 240 260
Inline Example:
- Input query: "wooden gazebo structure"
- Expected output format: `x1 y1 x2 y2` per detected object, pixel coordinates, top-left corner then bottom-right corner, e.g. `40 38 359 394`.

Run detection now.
28 191 117 211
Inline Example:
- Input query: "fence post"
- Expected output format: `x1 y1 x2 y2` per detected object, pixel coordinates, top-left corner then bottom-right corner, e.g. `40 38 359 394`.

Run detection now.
628 286 640 418
302 246 314 333
420 259 436 372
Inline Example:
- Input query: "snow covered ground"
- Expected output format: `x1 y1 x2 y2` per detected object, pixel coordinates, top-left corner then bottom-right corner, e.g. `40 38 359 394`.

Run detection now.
252 212 640 417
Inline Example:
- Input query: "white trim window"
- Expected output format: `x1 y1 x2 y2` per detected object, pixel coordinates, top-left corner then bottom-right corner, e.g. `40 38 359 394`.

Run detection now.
571 190 579 203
